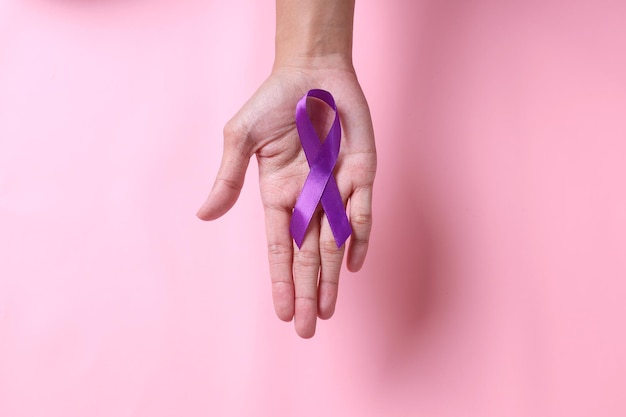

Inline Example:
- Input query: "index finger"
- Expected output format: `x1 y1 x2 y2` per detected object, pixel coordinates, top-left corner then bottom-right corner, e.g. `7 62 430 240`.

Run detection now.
264 205 295 322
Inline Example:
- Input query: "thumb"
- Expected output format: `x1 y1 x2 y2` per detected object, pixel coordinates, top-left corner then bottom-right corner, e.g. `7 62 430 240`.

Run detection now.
196 123 252 221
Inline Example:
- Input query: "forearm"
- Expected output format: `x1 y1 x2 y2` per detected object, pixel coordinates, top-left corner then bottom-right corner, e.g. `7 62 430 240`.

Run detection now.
274 0 355 69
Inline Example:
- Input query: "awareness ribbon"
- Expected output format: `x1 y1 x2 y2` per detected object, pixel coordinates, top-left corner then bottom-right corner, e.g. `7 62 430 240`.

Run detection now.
290 89 352 249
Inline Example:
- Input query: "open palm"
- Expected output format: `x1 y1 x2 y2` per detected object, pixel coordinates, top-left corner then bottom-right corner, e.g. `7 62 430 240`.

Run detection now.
197 66 376 338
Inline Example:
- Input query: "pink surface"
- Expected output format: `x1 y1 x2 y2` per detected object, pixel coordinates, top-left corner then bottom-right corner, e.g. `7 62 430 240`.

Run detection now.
1 0 626 416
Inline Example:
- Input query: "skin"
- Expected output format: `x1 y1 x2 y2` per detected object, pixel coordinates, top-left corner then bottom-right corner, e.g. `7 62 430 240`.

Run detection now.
197 0 376 338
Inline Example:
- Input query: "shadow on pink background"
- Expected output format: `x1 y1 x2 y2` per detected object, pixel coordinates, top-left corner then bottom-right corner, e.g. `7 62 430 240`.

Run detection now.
1 0 625 416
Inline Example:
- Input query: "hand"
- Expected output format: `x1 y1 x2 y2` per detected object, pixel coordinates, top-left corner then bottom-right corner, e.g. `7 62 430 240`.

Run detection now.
197 63 376 338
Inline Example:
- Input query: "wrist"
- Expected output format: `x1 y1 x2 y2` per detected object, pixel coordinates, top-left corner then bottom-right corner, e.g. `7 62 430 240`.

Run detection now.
274 0 355 71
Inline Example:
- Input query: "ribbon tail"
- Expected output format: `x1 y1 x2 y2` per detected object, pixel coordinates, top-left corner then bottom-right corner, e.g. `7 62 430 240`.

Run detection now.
320 176 351 248
290 164 333 248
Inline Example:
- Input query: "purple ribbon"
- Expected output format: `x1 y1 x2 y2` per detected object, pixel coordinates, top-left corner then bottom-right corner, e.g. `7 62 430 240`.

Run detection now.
290 89 352 249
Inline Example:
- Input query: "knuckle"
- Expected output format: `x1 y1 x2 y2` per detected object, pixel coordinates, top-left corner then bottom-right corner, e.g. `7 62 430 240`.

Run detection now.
267 243 292 264
351 212 373 229
319 279 338 288
294 249 320 269
295 295 318 303
223 119 252 152
223 119 243 141
319 239 340 257
216 176 243 193
350 235 370 247
271 280 292 293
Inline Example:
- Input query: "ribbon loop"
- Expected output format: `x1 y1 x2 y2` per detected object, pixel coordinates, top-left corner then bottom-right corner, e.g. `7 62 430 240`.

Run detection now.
290 89 352 248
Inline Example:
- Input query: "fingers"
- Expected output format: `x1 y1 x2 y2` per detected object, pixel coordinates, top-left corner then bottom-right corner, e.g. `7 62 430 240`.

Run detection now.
196 122 252 221
265 205 295 322
267 187 366 337
292 214 321 338
266 204 344 334
347 186 373 272
318 213 345 320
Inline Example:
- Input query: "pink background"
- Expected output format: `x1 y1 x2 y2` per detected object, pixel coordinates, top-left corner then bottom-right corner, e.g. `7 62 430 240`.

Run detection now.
2 0 626 416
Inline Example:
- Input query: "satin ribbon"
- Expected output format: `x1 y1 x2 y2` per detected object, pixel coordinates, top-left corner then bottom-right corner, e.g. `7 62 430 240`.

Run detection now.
290 89 352 248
